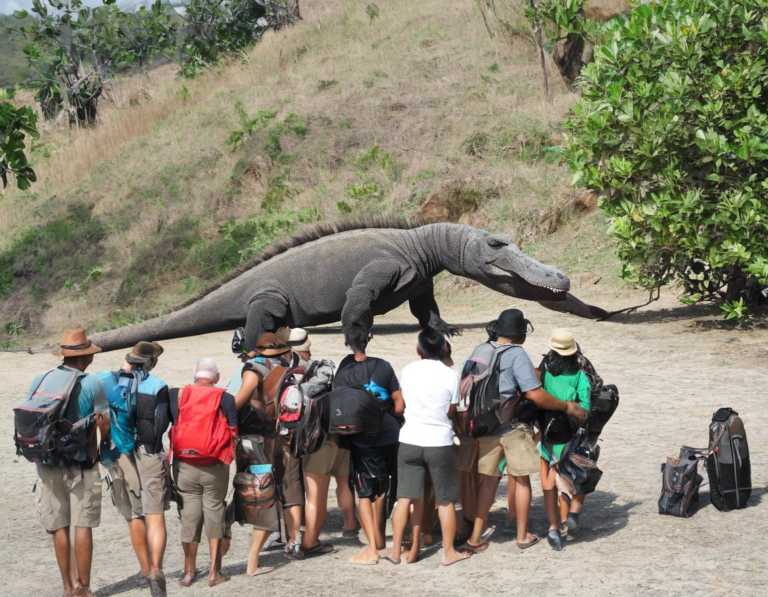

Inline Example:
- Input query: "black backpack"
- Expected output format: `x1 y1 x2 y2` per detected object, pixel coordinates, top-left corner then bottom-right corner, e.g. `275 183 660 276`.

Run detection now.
706 408 751 511
327 360 387 437
461 343 537 437
555 427 603 497
658 445 704 517
587 384 620 445
14 367 93 466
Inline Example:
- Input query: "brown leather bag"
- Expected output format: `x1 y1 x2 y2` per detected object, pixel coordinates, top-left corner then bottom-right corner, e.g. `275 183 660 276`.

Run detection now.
234 469 277 522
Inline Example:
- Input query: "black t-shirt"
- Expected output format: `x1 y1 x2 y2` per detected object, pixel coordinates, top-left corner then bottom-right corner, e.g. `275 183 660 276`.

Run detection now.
168 386 239 428
335 355 401 448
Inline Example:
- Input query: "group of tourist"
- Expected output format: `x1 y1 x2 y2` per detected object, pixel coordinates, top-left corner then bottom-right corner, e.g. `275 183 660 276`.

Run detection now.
25 308 605 597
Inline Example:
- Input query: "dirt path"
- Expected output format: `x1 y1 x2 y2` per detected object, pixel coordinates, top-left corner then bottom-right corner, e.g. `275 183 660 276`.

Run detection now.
2 287 766 596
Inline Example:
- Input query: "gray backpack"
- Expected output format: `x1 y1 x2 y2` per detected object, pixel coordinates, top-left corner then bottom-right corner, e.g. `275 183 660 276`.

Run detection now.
658 445 704 517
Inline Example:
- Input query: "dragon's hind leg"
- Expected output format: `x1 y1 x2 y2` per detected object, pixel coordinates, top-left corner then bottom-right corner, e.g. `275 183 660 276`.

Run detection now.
409 289 461 337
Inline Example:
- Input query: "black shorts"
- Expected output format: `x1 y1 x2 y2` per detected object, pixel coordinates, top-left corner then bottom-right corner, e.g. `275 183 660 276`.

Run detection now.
349 443 397 500
397 443 459 503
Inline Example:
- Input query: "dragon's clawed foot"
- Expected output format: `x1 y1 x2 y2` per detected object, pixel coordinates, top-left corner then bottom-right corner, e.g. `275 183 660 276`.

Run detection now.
427 312 462 337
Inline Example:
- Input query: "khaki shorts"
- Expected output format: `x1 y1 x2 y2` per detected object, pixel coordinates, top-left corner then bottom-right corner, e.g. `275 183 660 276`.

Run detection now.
455 434 478 473
303 439 350 477
135 448 171 516
273 437 304 507
175 461 229 543
477 427 540 477
110 453 143 522
36 464 102 532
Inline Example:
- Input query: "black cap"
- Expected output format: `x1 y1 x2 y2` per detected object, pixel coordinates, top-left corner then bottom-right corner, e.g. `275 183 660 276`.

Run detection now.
491 309 533 338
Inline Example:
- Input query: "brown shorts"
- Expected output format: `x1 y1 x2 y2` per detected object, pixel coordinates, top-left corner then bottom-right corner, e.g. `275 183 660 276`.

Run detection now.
477 426 539 477
36 464 102 532
455 434 478 473
175 461 229 543
303 439 350 477
110 453 143 522
135 448 171 516
273 436 304 508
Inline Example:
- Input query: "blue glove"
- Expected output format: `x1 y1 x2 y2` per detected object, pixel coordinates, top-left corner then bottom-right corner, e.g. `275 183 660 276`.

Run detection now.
364 380 390 401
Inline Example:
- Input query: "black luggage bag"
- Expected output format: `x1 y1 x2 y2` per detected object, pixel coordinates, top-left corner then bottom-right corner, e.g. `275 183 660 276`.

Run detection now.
706 408 751 511
658 445 704 517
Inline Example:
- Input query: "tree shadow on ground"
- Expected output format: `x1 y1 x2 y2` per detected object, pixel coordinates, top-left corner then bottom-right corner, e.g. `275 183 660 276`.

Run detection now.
603 301 768 329
306 322 490 336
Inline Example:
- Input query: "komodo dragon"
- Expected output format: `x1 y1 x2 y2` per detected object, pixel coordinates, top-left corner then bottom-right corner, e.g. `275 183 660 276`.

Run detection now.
91 219 607 351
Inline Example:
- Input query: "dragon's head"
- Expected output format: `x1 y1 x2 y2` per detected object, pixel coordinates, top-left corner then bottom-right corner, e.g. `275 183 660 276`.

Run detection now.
464 231 570 299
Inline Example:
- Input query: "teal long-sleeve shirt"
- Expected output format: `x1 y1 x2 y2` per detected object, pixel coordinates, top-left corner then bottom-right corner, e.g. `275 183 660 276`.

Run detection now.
538 370 591 462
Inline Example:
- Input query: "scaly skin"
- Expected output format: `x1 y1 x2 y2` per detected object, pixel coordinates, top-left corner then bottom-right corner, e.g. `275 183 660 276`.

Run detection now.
91 222 606 351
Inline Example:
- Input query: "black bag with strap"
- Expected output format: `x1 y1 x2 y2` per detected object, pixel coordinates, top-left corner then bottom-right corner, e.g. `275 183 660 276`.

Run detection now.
287 360 335 458
555 427 603 497
14 367 94 466
706 408 751 511
658 445 704 517
327 360 387 437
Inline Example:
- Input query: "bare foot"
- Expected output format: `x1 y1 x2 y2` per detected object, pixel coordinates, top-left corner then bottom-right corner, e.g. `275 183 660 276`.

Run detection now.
441 550 472 567
208 571 230 587
179 570 196 587
379 547 401 565
349 548 380 565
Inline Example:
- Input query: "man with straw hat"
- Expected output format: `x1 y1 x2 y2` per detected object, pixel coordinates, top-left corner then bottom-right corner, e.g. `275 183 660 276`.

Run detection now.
29 328 110 597
96 341 171 597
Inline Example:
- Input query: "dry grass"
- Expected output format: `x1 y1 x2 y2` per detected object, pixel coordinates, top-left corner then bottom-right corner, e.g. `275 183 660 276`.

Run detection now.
0 0 617 340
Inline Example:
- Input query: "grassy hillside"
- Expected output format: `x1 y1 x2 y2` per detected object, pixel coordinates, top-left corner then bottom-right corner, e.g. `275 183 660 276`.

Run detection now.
0 0 620 345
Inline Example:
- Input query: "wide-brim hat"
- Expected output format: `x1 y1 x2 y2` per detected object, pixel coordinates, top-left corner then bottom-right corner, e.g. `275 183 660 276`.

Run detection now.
288 327 311 352
126 341 164 365
492 309 533 338
549 328 578 356
52 328 102 357
256 332 291 356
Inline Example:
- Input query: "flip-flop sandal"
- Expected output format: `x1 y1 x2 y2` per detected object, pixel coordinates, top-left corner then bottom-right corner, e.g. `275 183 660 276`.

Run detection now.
516 534 541 550
248 566 275 576
461 540 489 553
481 525 497 541
441 551 472 567
287 542 336 560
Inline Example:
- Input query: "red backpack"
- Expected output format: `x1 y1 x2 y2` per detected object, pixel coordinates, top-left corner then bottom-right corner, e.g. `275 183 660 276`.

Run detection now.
171 385 234 466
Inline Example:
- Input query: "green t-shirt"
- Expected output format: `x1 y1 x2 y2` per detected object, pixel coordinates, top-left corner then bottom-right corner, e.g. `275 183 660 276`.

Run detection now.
538 370 591 462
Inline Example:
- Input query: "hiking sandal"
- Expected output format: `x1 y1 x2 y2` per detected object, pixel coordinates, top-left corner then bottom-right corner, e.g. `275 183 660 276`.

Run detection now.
516 534 541 550
286 542 336 560
547 529 564 551
460 539 489 553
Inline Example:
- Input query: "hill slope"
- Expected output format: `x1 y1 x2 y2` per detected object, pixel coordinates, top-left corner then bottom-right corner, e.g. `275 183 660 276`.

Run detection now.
0 0 619 345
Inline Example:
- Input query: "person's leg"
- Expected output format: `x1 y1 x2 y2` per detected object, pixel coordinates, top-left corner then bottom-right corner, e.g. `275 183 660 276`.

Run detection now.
180 541 199 587
246 529 272 575
421 475 437 545
53 528 74 593
507 474 517 524
571 494 586 514
349 496 380 564
201 465 230 587
284 505 302 546
559 492 570 523
372 493 388 550
405 498 423 563
469 474 500 545
73 527 93 590
540 458 562 550
302 472 331 549
335 476 359 531
437 503 471 566
128 518 151 575
513 475 535 545
145 514 167 574
384 497 411 564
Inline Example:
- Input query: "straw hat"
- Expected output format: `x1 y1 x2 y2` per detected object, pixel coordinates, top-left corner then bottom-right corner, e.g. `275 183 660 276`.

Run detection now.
288 328 311 352
549 329 578 356
125 341 164 366
52 328 102 357
255 332 291 356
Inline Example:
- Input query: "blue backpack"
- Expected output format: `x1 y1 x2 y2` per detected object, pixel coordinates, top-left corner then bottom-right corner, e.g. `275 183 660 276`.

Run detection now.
96 370 141 455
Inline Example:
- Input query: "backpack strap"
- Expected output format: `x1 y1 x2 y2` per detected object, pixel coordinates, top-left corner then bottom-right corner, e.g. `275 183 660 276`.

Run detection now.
53 367 88 422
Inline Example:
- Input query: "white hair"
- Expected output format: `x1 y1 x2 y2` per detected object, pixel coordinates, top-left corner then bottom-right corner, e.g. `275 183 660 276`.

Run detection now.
193 357 219 381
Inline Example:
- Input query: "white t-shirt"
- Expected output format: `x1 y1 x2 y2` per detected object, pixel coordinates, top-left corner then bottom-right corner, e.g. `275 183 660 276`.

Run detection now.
399 359 461 447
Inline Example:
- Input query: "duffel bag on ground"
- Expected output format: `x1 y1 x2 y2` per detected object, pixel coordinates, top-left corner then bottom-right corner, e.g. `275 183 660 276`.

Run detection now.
658 445 704 518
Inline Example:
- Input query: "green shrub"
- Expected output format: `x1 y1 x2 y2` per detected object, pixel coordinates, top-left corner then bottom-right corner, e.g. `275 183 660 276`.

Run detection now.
0 99 38 191
227 102 278 151
562 0 768 314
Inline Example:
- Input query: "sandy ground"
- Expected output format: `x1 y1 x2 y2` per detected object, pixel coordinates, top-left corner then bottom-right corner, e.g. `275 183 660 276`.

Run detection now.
2 286 767 597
